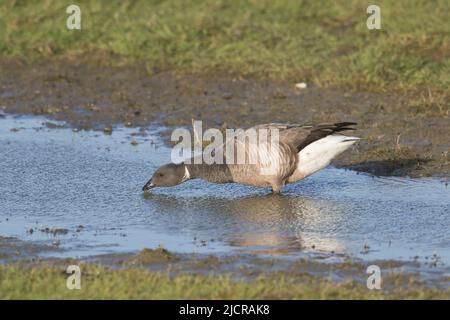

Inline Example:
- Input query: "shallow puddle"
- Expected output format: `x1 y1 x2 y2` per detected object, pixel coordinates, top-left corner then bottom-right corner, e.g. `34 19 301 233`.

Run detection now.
0 114 449 267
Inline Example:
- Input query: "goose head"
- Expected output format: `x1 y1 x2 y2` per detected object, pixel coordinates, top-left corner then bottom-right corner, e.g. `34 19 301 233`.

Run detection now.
142 163 187 191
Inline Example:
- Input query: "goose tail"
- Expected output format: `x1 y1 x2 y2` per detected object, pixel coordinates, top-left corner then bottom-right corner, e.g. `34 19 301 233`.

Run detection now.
297 134 360 178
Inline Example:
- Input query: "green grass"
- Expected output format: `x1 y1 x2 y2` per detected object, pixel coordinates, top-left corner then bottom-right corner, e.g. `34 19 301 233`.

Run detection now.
0 263 448 299
0 0 449 94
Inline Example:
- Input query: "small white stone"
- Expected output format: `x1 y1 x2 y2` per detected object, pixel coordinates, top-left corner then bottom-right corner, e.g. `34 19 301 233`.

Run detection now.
295 82 308 89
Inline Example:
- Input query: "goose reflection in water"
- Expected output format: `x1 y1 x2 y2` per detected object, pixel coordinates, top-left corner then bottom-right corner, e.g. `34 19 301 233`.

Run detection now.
143 192 347 256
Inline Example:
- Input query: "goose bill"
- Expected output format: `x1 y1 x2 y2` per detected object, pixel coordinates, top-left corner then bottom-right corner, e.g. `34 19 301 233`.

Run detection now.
142 180 155 191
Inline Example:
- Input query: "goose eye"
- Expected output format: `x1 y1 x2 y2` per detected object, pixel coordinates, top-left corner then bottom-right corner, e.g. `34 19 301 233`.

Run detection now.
159 173 164 177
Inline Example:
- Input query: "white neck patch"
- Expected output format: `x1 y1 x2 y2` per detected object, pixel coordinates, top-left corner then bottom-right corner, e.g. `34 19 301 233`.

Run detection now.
182 165 190 182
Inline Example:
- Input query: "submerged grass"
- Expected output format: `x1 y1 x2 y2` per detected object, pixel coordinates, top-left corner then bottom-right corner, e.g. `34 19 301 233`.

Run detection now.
0 0 449 94
0 263 448 299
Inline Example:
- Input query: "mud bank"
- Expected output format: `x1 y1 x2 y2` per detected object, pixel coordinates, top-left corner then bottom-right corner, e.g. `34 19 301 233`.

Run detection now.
0 59 448 177
0 236 60 263
1 236 449 295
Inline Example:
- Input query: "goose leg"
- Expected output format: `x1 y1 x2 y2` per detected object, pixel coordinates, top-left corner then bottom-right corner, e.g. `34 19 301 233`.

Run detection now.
270 181 283 194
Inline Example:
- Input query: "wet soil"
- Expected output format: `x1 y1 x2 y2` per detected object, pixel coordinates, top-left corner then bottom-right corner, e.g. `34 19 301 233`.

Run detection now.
90 248 449 291
0 236 61 262
0 58 448 177
1 236 448 290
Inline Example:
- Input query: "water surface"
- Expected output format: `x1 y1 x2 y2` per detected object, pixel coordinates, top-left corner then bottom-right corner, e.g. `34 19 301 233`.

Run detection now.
0 114 449 266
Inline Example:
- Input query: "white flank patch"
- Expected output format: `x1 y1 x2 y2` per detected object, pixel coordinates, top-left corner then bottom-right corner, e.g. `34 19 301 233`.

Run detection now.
297 134 360 178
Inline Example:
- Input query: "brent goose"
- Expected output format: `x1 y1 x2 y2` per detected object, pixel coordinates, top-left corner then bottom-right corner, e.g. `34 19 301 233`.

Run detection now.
143 122 359 194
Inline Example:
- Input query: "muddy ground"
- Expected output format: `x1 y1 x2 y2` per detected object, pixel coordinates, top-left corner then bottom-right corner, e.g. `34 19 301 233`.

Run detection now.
0 236 61 262
0 58 449 177
1 236 448 292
